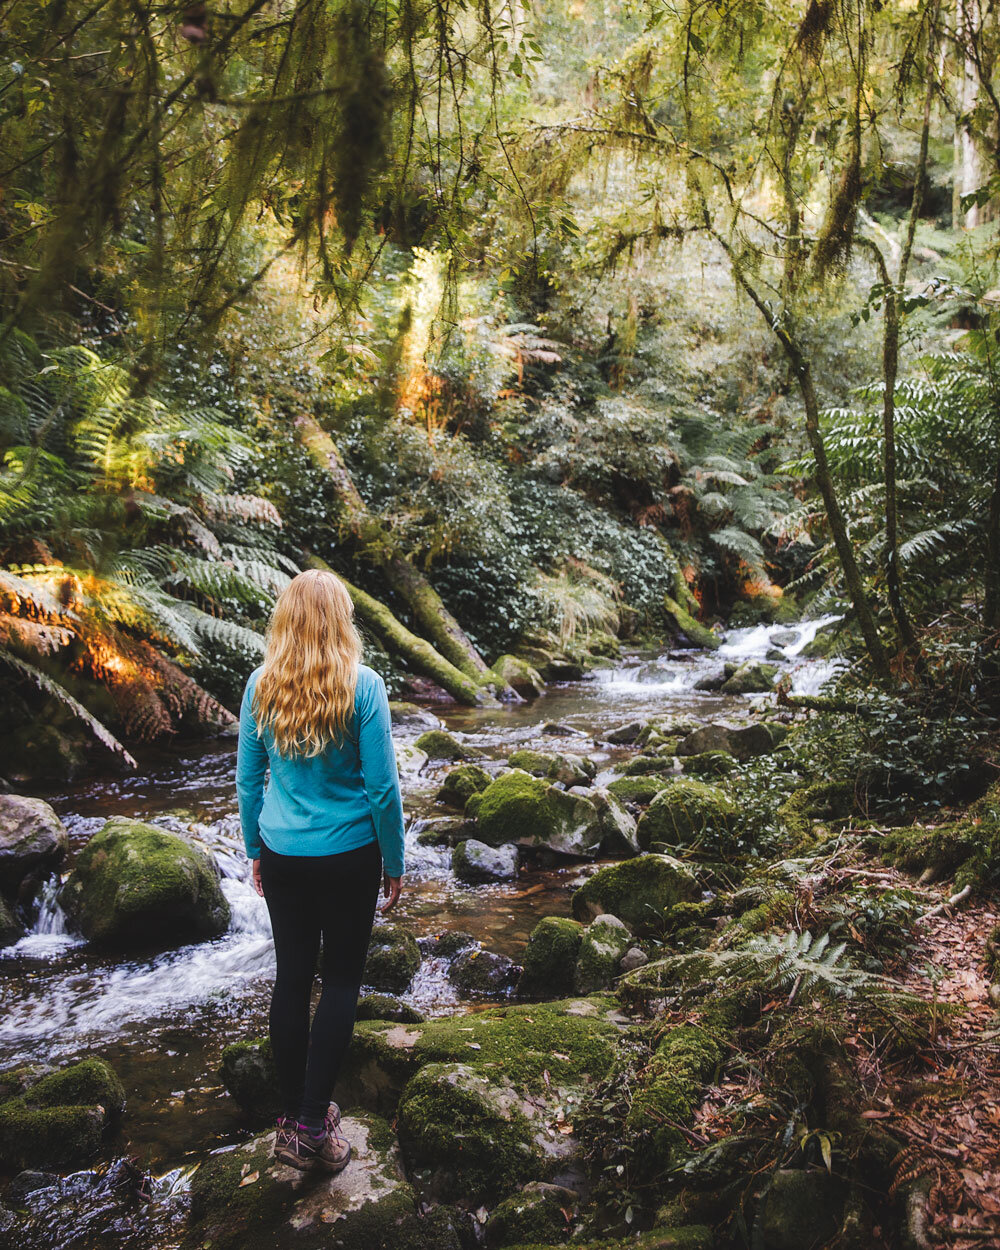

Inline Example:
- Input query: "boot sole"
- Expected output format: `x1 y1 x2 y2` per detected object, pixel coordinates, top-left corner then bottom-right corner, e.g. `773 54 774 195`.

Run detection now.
275 1143 351 1174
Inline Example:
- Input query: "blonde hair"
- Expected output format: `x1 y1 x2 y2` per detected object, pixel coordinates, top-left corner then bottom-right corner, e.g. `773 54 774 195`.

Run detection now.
253 569 363 757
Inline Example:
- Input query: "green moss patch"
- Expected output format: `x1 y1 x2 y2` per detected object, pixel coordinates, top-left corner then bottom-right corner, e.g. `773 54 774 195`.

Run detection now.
519 916 583 997
475 770 602 858
436 763 491 809
636 778 739 856
572 855 698 936
606 776 671 806
0 1057 124 1169
414 730 469 761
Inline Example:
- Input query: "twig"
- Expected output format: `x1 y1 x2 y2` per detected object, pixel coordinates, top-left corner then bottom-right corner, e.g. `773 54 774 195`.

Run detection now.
919 884 973 921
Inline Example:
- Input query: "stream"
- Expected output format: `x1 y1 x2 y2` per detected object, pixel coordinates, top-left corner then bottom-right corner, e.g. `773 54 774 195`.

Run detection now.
1 618 840 1177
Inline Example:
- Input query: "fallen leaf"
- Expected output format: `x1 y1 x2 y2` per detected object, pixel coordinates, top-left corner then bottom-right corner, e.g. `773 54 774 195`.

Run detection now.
238 1171 259 1187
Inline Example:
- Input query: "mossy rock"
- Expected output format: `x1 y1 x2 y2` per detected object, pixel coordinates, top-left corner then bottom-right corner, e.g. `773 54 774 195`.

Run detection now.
493 655 546 699
413 730 469 761
675 725 733 757
603 720 645 744
357 994 427 1024
618 755 677 777
415 817 467 847
720 661 777 695
58 818 230 949
572 854 699 936
508 750 594 788
220 1036 280 1120
497 1227 713 1250
588 787 640 858
452 839 518 884
626 1024 726 1167
185 1112 421 1250
754 1168 846 1250
606 775 671 806
681 751 736 778
340 997 622 1115
0 1057 125 1170
485 1180 579 1247
419 930 476 959
475 771 602 859
464 791 485 820
0 794 68 902
436 763 492 810
0 894 22 948
636 779 740 856
518 916 583 997
574 914 630 993
365 923 422 993
727 723 778 761
389 701 442 730
448 947 521 997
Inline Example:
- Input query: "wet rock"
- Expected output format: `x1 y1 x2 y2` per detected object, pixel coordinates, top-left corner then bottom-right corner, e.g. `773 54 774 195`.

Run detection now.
681 750 735 778
766 647 786 662
675 724 734 757
452 839 518 885
448 948 521 997
603 720 645 744
508 749 595 788
220 1036 280 1120
518 916 583 997
754 1168 846 1250
186 1112 422 1250
720 661 778 695
389 701 442 730
620 946 649 972
415 816 467 847
356 994 427 1024
637 779 740 856
692 671 726 692
545 657 585 681
0 895 22 948
0 1057 125 1170
541 721 579 736
436 763 492 810
618 754 677 776
485 1179 579 1246
397 1064 561 1206
728 723 777 761
5 1170 60 1203
572 854 698 936
575 914 630 993
58 818 229 949
589 787 640 857
0 1065 56 1102
395 741 428 775
0 794 68 904
606 775 671 806
418 930 476 959
475 771 603 859
365 923 421 993
493 655 546 699
770 629 799 647
414 730 469 761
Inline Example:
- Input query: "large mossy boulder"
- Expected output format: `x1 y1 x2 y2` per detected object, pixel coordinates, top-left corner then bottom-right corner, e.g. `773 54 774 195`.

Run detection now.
414 730 469 761
220 1036 280 1120
436 763 491 810
574 914 631 994
518 916 583 997
452 839 518 885
572 855 698 936
448 947 521 997
0 794 68 903
58 818 229 949
485 1180 578 1247
606 776 671 807
754 1169 846 1250
720 661 777 695
475 771 602 859
365 923 421 993
0 1057 125 1170
675 724 734 757
636 779 740 856
493 655 546 699
508 750 595 788
357 994 427 1024
185 1113 425 1250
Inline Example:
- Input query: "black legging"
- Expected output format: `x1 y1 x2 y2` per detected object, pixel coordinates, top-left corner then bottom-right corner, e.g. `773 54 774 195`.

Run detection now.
258 837 382 1126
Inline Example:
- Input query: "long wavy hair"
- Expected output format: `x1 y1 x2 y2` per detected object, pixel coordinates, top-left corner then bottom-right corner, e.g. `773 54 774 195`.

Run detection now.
253 569 363 757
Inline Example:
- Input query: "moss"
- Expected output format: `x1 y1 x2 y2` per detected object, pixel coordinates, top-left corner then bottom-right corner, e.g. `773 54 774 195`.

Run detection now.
636 778 739 856
875 785 1000 893
606 776 671 806
498 1230 712 1250
619 755 677 777
0 1056 124 1169
574 915 630 994
663 595 721 650
778 781 854 844
220 1037 280 1119
475 771 601 858
662 900 716 935
23 1057 124 1114
518 916 583 997
508 749 557 776
357 994 426 1023
396 1063 541 1204
414 730 469 760
508 750 594 787
0 895 22 948
436 763 491 809
493 655 545 698
365 923 421 993
573 854 698 936
720 890 795 942
58 817 230 948
626 1024 726 1167
422 930 476 958
720 661 778 694
486 1182 577 1246
681 750 736 778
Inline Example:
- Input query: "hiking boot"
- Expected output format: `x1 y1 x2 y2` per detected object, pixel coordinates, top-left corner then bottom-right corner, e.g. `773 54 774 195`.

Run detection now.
275 1122 351 1174
273 1114 297 1158
325 1101 341 1131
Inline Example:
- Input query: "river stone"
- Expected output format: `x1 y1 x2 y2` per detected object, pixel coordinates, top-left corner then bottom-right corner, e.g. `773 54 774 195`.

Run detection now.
389 701 442 730
675 724 734 757
475 770 603 858
0 896 22 949
637 779 740 856
493 655 545 699
415 816 467 847
364 924 421 994
606 775 671 806
418 930 476 959
0 795 68 903
720 661 778 695
770 629 799 647
356 995 426 1024
185 1112 420 1250
620 946 649 972
572 854 698 936
447 947 521 997
508 749 594 788
518 916 584 997
58 818 230 949
436 763 491 810
728 723 777 761
220 1036 280 1119
603 720 645 744
452 839 518 885
754 1169 846 1250
574 914 631 993
0 1058 125 1170
681 750 736 778
394 741 428 775
590 787 640 857
414 730 469 761
485 1180 579 1246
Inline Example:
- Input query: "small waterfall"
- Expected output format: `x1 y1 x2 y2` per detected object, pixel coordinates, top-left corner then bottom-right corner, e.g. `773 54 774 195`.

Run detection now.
0 875 84 959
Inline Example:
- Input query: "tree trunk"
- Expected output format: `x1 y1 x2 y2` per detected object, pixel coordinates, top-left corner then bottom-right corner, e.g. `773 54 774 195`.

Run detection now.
302 554 491 706
296 414 510 694
954 0 989 228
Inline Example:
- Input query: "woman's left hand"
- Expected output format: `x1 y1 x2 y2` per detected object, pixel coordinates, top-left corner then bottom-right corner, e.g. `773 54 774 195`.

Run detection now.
251 858 263 897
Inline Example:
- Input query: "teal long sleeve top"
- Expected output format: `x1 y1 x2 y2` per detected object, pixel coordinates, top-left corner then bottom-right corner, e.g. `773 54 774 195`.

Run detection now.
236 663 406 878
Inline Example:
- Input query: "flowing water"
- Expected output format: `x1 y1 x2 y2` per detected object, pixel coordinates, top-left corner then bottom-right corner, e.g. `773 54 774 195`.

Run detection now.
0 618 841 1177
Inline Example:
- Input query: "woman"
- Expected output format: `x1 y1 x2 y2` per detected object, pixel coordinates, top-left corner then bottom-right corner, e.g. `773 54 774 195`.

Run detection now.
236 568 405 1175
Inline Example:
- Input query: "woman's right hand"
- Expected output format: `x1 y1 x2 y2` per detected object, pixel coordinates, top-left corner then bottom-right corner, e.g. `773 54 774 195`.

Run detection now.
252 858 264 897
379 873 402 912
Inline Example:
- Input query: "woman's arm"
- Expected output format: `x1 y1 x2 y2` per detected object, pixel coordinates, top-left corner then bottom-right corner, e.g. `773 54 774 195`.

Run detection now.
357 671 406 880
236 675 268 860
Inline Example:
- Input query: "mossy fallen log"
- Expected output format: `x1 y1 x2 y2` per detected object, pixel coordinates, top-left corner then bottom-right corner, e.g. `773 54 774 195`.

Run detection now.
663 595 720 651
